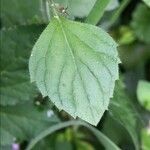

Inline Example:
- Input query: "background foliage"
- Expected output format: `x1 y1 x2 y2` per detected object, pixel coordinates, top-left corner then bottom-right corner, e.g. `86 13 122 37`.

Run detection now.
0 0 150 150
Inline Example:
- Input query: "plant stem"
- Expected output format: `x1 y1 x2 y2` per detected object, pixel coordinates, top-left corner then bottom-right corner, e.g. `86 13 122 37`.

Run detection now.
26 120 120 150
109 0 130 26
40 0 50 21
85 0 110 25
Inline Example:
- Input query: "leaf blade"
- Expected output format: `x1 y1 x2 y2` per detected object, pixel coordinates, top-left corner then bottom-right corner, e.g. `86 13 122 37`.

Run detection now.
109 80 140 150
1 0 48 27
29 17 120 125
131 3 150 44
0 25 44 106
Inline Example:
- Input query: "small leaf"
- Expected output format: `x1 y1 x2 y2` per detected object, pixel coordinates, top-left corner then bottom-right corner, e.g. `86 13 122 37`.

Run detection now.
29 17 120 125
131 3 150 43
0 25 44 106
0 102 59 146
137 80 150 111
109 80 140 150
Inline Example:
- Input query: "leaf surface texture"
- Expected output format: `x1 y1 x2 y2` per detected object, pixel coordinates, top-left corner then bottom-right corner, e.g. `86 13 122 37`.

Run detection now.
29 17 120 125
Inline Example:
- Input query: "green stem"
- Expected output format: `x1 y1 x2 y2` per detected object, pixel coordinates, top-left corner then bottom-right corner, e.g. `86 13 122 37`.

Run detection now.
109 0 130 26
40 0 50 21
26 120 120 150
85 0 110 25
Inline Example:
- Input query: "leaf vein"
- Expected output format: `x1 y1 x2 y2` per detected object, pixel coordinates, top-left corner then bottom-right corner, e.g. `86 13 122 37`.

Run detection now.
79 59 105 107
58 21 96 121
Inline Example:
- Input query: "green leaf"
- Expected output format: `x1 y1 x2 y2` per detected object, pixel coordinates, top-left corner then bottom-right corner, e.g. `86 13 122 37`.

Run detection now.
141 128 150 150
1 0 48 27
102 114 133 147
0 102 59 146
143 0 150 7
0 25 44 106
0 145 12 150
137 80 150 111
131 3 150 43
76 141 94 150
117 26 136 45
109 80 140 150
29 17 120 126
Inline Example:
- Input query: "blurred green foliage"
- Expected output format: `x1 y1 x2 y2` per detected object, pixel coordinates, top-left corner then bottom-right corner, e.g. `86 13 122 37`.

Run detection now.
141 128 150 150
0 0 150 150
137 80 150 111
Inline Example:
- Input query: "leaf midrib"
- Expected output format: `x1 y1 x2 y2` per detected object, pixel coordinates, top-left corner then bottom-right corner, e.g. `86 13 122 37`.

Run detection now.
56 18 96 122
